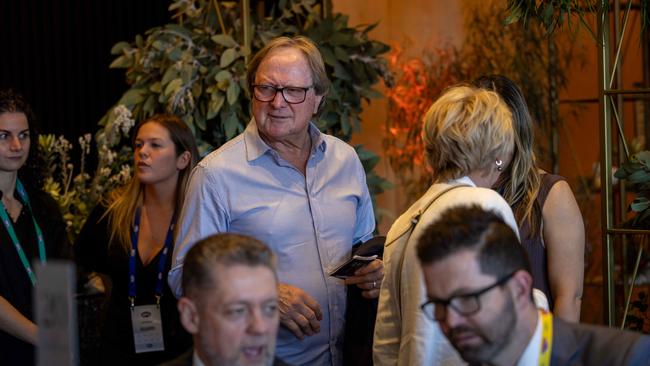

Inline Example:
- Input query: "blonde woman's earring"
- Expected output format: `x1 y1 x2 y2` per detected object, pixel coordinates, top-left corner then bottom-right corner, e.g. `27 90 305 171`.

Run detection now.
496 160 503 171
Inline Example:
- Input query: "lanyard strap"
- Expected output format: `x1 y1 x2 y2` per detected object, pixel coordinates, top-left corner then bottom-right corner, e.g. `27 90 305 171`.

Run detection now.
538 310 553 366
0 179 46 286
128 207 176 308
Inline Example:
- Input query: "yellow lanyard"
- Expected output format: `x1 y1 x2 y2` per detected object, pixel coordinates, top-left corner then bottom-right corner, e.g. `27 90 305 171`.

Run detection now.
538 311 553 366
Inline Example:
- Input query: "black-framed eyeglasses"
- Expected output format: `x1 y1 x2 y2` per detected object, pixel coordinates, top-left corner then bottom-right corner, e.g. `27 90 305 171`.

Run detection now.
251 84 313 104
420 271 516 321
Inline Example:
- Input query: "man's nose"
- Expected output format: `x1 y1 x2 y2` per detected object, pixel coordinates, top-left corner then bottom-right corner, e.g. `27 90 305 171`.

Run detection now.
247 309 272 334
270 89 287 108
440 304 466 329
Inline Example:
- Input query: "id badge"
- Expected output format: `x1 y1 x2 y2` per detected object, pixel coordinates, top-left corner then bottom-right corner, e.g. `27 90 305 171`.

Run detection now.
130 304 165 353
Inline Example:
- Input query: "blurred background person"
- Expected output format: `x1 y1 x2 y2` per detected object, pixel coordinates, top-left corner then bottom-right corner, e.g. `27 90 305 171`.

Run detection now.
374 85 519 366
0 89 70 365
75 114 198 365
164 233 288 366
473 75 584 322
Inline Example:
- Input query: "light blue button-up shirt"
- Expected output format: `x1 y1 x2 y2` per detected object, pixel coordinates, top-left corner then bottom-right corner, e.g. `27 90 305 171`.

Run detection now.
169 120 375 366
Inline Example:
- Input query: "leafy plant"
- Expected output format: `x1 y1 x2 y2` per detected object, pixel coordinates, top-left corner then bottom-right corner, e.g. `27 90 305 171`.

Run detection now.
40 105 135 237
504 0 599 37
615 151 650 226
105 0 393 200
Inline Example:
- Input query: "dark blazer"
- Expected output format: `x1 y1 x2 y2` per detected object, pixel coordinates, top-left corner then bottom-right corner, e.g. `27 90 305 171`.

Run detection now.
552 317 650 366
158 348 292 366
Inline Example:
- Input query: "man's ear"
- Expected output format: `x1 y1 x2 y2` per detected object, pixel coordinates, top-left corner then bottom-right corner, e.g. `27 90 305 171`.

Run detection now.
178 297 200 334
314 94 325 115
510 270 534 307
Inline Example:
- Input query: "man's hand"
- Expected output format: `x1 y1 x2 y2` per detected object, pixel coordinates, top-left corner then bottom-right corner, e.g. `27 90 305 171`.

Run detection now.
345 259 384 299
278 283 323 339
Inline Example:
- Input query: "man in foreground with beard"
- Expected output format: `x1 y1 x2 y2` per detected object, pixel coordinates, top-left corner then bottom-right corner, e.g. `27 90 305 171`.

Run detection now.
416 205 650 366
162 233 289 366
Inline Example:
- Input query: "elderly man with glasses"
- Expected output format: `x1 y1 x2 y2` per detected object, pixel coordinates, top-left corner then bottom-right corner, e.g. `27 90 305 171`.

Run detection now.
417 205 650 366
168 36 382 366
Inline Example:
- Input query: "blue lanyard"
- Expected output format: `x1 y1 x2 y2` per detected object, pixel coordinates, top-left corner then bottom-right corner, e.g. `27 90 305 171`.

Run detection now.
0 179 46 286
128 207 175 309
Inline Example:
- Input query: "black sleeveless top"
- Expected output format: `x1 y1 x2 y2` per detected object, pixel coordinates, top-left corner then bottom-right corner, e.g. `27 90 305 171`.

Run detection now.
518 173 565 307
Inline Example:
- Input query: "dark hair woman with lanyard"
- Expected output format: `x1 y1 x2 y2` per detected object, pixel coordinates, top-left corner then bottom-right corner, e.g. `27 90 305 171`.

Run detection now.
75 114 198 365
0 89 70 365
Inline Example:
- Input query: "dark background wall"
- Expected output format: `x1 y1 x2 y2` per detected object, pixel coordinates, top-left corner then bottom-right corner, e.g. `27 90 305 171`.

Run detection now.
0 1 170 139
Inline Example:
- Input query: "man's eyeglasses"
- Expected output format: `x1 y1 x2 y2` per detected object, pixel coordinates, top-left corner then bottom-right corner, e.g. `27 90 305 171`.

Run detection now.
251 84 313 104
420 271 516 321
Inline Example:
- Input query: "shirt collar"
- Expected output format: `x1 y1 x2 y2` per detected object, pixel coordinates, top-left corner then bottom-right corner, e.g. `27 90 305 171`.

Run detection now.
449 176 478 187
193 349 207 366
243 118 326 162
516 310 543 366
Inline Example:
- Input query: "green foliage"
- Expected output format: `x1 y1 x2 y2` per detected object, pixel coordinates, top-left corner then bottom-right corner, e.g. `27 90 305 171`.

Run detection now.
104 0 393 198
505 0 650 37
615 151 650 226
40 106 135 237
504 0 599 37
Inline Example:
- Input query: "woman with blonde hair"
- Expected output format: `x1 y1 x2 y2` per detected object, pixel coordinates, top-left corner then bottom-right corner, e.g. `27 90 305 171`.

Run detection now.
473 74 584 322
374 85 520 366
75 114 198 365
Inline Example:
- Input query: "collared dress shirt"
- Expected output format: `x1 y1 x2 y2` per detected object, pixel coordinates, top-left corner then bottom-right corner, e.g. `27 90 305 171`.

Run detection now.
517 311 543 366
169 120 375 366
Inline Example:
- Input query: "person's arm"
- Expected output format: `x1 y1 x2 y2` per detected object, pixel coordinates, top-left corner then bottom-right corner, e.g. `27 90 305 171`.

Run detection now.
543 180 584 322
0 296 37 345
169 165 228 297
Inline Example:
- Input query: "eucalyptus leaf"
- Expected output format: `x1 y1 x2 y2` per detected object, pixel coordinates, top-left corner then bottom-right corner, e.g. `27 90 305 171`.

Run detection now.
220 48 239 68
150 82 162 93
207 95 225 119
152 40 166 51
162 67 179 86
194 109 207 131
340 113 351 136
211 34 238 48
143 95 157 115
223 112 240 139
109 55 132 69
168 48 183 62
119 88 147 106
165 78 183 97
215 70 232 82
628 169 650 184
334 47 350 62
227 83 240 105
320 47 338 67
111 41 131 55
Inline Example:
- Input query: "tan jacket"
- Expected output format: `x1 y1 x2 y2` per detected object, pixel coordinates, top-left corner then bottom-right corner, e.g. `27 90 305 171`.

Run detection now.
372 177 520 366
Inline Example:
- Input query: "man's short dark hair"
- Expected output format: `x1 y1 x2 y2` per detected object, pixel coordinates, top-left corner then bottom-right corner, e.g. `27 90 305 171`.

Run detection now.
181 233 277 298
416 205 531 279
